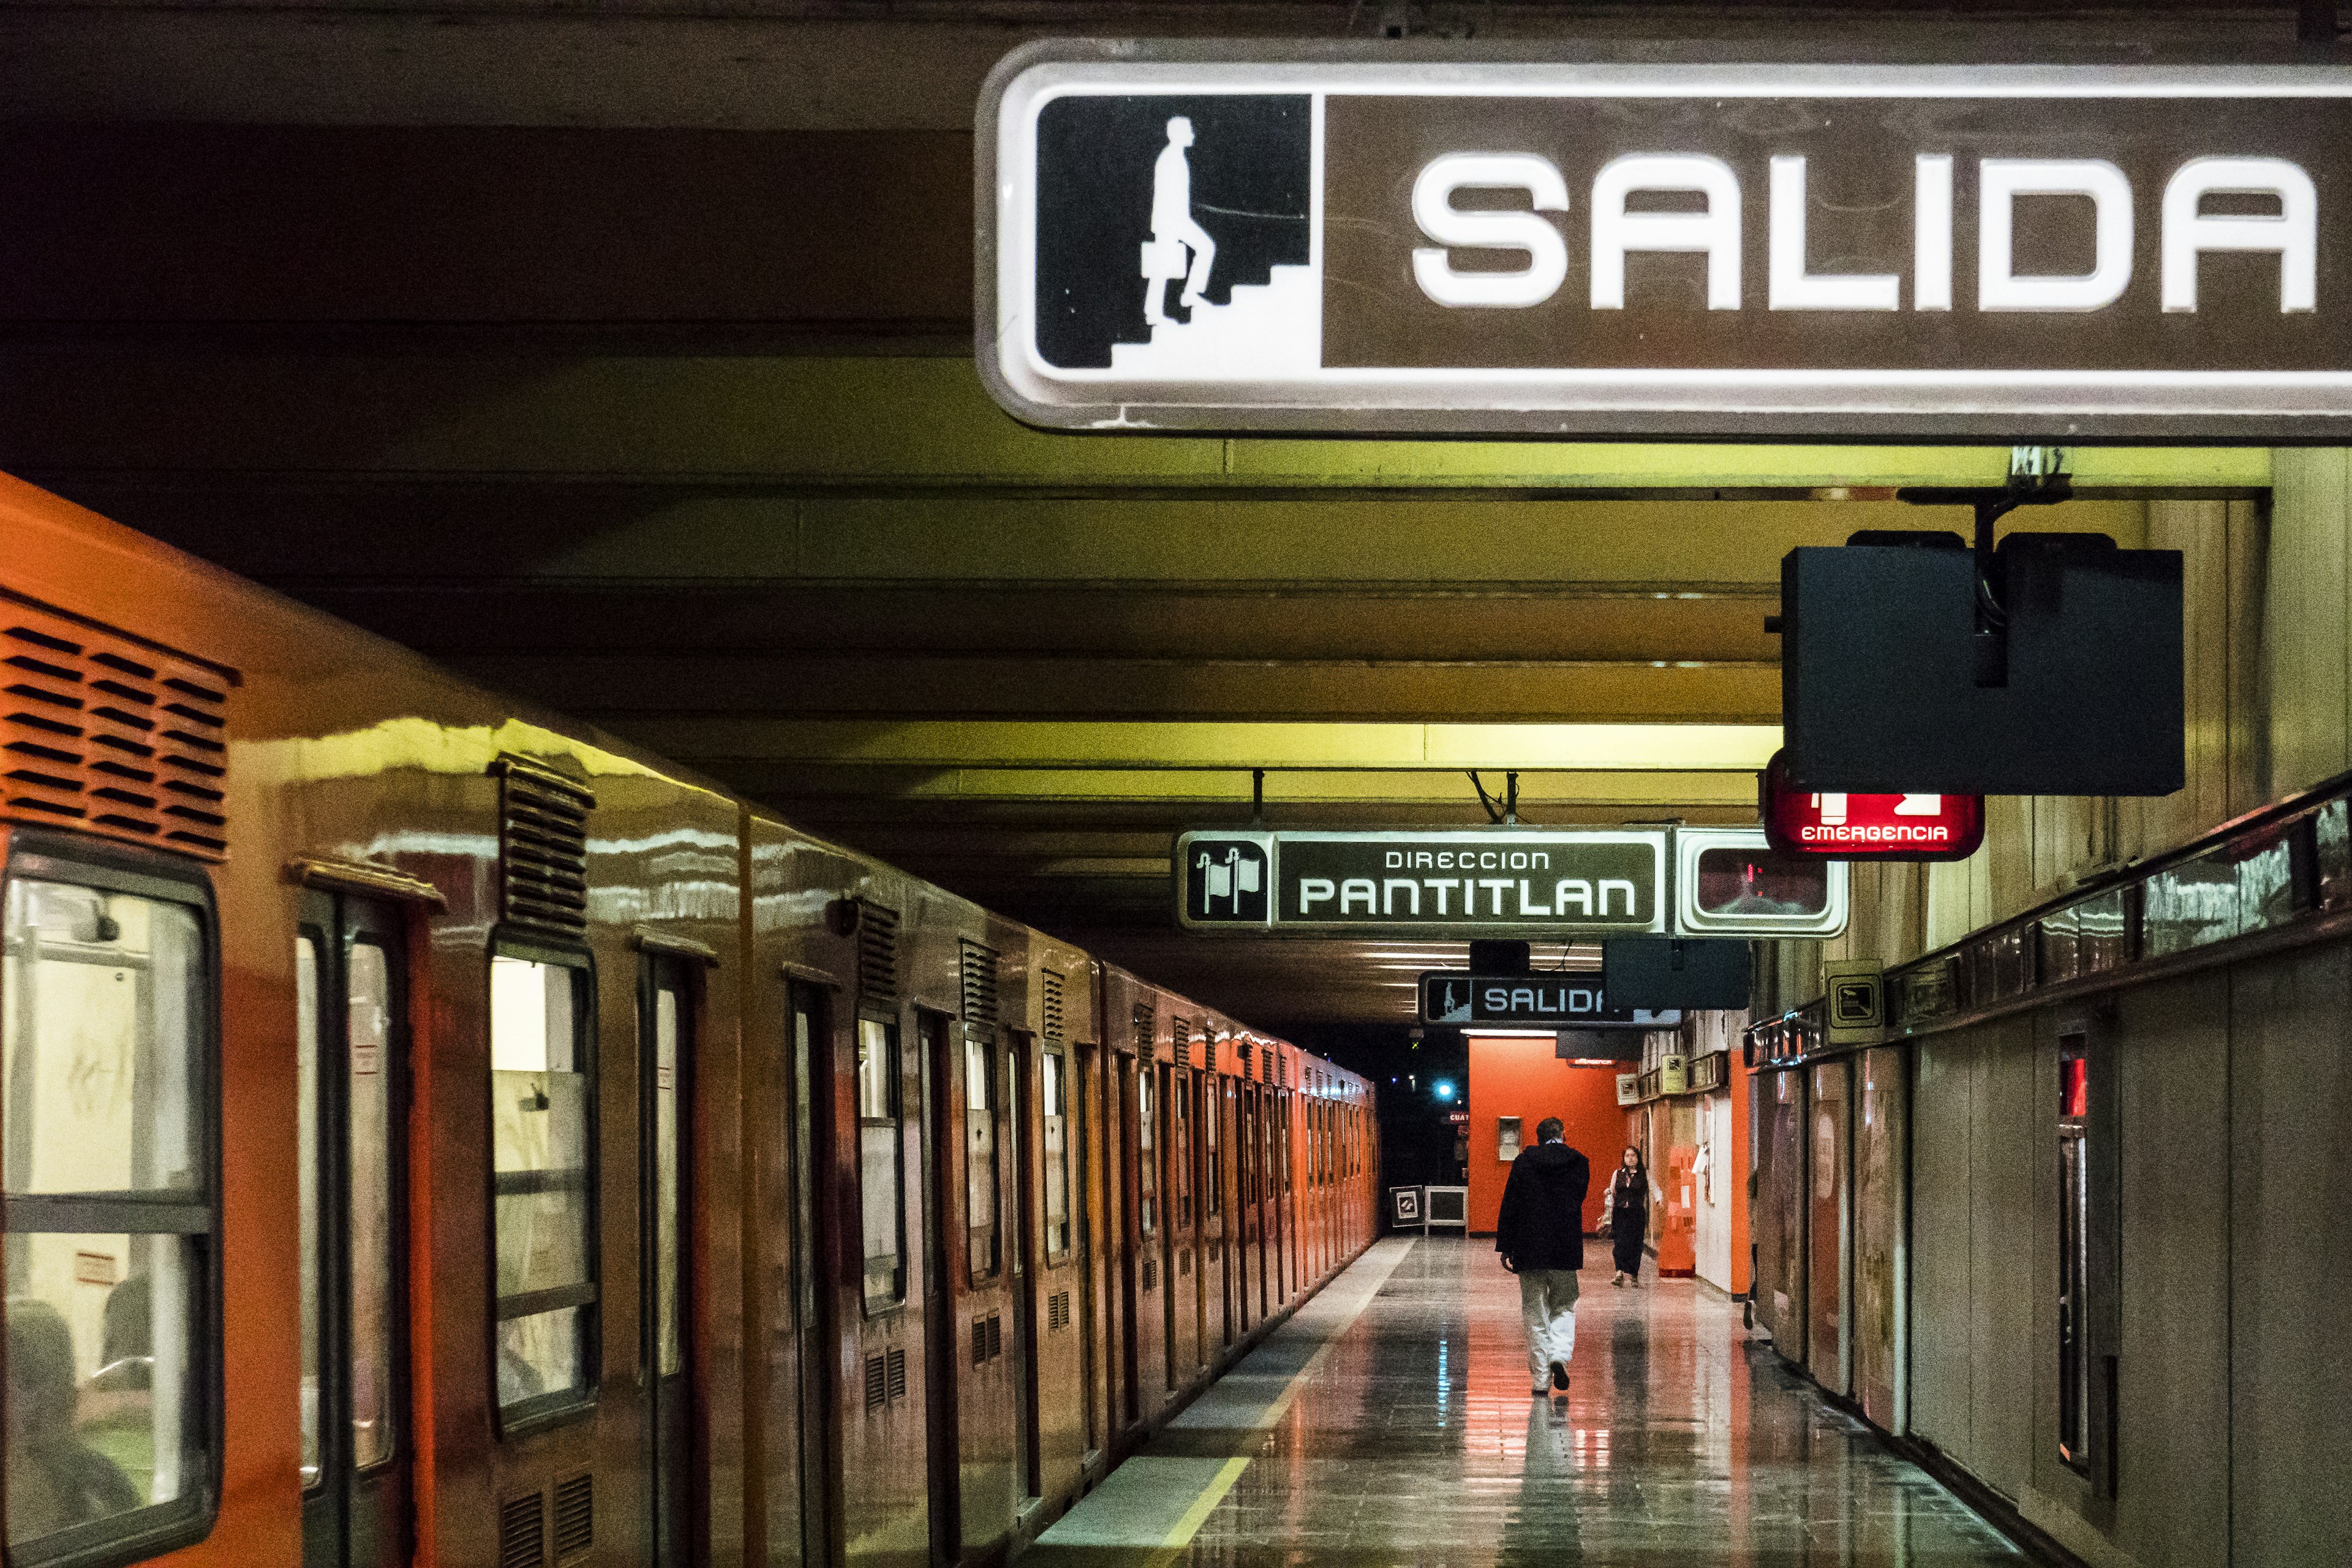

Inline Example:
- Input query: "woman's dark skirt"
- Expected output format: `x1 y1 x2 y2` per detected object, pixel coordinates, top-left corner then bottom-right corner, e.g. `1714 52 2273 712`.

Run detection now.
1610 1205 1647 1275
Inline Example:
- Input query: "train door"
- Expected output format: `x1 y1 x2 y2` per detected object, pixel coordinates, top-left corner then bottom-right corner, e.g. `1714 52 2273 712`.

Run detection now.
1009 1035 1042 1502
1201 1071 1226 1353
640 955 696 1567
1112 1052 1140 1428
919 1013 960 1568
1140 1062 1172 1400
298 892 411 1568
1807 1058 1852 1396
778 984 834 1568
1275 1092 1293 1303
1250 1085 1268 1321
1169 1066 1196 1378
1106 1050 1133 1434
1075 1044 1101 1457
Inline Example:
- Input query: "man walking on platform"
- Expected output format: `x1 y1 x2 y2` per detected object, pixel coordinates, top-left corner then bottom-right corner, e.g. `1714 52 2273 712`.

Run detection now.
1496 1117 1591 1396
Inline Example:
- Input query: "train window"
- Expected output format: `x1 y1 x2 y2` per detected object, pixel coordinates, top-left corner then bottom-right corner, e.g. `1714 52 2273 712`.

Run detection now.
1042 1050 1072 1262
651 982 683 1380
1280 1098 1291 1194
966 1034 1000 1281
1204 1076 1223 1218
1172 1072 1193 1228
298 935 322 1488
856 1018 905 1310
1136 1069 1156 1237
490 949 598 1428
1240 1091 1254 1207
346 941 398 1467
2 865 216 1562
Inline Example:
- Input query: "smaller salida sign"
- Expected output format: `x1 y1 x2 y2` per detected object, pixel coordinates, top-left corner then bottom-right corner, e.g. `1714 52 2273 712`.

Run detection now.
1420 971 1681 1030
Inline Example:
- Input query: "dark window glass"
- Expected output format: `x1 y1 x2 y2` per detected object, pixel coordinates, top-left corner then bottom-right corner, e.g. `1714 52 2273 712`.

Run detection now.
1695 847 1830 918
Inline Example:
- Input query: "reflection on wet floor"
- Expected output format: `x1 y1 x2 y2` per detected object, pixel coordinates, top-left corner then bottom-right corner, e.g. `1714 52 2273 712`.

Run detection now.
1031 1235 2023 1566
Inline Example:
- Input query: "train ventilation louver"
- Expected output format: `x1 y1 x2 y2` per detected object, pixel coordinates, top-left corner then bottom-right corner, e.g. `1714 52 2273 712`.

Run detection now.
1141 1256 1158 1292
552 1474 593 1561
492 755 594 937
1174 1025 1193 1069
497 1492 546 1568
864 1354 888 1411
858 903 900 1005
1 601 234 861
984 1313 1002 1361
1132 1003 1155 1055
960 940 1000 1025
886 1346 908 1401
1041 967 1066 1041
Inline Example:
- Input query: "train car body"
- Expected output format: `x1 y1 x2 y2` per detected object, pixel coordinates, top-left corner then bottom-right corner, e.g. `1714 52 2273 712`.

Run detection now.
0 473 1378 1568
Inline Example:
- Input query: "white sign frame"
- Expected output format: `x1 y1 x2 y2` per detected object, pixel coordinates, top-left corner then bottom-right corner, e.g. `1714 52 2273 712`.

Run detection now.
979 39 2352 440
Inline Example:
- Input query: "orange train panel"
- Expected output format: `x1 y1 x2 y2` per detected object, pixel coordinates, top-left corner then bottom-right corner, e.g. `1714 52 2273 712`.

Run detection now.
0 469 1381 1568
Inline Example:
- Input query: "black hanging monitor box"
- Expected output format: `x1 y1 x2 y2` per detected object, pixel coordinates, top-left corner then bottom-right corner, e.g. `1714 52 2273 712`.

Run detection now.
1780 532 2183 796
1601 939 1751 1011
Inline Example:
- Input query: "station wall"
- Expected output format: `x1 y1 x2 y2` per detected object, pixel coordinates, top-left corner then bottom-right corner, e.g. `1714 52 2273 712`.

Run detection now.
1763 453 2352 1568
1765 463 2352 1017
1463 1034 1622 1236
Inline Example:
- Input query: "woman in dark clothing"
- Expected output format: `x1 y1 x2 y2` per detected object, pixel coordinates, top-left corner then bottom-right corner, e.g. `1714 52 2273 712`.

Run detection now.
1605 1146 1649 1287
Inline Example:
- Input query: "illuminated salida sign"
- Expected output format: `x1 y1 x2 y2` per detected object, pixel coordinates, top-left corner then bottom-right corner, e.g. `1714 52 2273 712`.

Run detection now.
1419 971 1679 1030
1759 752 1986 862
981 44 2352 439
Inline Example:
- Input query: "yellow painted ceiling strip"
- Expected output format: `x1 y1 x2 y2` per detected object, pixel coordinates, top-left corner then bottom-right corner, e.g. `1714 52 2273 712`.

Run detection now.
641 719 1782 771
834 768 1763 807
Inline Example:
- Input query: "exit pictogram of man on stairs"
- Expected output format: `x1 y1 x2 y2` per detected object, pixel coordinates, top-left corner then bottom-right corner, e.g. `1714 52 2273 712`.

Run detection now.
1142 116 1218 326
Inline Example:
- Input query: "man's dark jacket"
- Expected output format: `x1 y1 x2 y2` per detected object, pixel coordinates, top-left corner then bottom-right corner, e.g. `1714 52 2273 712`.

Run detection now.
1495 1140 1591 1271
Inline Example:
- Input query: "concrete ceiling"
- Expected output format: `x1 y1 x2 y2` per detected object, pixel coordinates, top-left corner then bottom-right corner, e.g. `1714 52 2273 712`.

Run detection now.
0 0 2282 1031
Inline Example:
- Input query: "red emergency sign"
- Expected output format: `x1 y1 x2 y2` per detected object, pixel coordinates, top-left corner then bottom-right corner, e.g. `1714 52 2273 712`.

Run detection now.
1760 751 1985 862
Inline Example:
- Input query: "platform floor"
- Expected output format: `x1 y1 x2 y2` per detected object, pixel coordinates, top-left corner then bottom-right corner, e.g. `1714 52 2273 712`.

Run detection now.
1031 1235 2024 1566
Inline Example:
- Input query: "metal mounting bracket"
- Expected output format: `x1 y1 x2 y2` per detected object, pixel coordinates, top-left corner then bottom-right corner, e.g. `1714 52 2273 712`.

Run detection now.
1894 447 2074 688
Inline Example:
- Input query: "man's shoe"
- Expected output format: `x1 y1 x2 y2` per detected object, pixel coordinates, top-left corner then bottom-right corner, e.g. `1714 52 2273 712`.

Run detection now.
1531 1383 1548 1396
1548 1360 1570 1392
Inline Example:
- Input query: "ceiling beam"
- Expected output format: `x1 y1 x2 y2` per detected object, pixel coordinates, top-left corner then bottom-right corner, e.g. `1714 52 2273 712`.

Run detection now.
623 718 1781 771
4 353 2263 494
454 654 1777 723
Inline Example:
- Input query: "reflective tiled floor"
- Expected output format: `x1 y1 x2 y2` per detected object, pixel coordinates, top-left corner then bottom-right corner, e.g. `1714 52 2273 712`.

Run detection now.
1032 1236 2024 1566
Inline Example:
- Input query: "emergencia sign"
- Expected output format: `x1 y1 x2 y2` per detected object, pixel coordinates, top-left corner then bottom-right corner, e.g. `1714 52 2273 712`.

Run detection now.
981 43 2352 440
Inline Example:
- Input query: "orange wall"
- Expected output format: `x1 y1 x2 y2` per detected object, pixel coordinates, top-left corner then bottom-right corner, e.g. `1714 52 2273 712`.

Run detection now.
1465 1034 1629 1235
